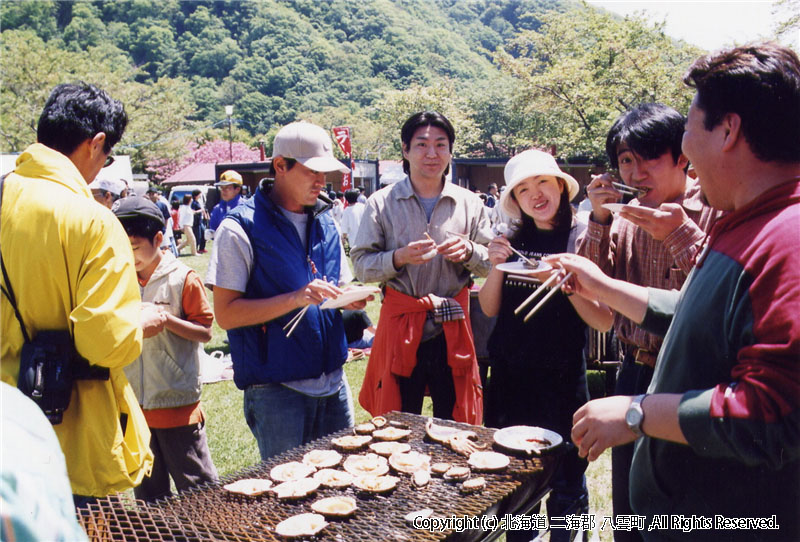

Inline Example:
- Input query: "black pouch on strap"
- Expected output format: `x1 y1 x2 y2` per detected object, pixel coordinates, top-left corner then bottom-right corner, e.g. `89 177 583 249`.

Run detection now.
17 330 109 425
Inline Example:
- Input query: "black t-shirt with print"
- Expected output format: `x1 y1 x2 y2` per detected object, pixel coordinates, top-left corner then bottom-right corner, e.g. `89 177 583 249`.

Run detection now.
485 223 589 436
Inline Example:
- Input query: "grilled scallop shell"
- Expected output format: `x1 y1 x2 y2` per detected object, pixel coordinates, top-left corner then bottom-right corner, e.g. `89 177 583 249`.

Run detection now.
270 461 315 483
460 477 486 494
412 469 431 488
343 453 390 478
353 474 399 493
311 496 358 518
331 434 372 451
369 441 411 457
443 466 471 482
388 451 431 474
222 478 273 496
271 477 320 500
312 468 353 489
275 513 327 538
372 427 412 441
467 451 510 472
430 462 452 476
370 416 388 428
302 449 342 469
354 422 377 435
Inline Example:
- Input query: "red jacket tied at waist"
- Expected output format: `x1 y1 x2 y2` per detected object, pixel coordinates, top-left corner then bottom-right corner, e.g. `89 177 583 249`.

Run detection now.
358 286 483 425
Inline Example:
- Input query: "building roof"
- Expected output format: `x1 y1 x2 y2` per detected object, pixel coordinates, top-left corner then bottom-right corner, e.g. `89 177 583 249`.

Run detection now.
163 162 217 186
2 153 134 184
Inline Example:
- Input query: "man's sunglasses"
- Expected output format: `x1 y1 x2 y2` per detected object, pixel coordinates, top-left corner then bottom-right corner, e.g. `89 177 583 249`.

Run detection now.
104 155 115 168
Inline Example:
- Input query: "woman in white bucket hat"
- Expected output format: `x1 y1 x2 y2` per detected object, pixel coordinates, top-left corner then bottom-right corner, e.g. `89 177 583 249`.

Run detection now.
478 148 613 542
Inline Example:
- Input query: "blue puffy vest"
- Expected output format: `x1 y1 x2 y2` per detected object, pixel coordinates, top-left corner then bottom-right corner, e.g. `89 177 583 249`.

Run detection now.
225 188 347 389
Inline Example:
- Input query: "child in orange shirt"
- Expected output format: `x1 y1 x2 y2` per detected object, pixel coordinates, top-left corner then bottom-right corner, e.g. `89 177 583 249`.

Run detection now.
114 197 218 502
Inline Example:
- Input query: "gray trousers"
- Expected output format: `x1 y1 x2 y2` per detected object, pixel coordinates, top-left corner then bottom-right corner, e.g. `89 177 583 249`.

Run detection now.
134 421 218 503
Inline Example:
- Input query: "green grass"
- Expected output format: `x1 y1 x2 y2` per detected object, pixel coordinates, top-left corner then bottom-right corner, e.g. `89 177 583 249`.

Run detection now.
187 246 614 540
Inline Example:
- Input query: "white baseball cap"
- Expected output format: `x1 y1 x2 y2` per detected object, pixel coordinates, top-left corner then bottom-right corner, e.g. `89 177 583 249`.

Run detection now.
88 177 125 196
272 121 350 174
500 149 580 219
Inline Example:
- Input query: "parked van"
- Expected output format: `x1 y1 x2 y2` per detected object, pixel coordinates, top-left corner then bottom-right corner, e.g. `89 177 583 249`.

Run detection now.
167 185 219 212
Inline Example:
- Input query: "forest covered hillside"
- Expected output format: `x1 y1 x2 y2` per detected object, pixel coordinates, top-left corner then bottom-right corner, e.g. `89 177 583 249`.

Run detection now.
1 0 705 176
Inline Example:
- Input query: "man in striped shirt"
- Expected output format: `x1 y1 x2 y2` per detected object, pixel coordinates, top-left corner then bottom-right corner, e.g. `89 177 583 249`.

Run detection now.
577 103 717 542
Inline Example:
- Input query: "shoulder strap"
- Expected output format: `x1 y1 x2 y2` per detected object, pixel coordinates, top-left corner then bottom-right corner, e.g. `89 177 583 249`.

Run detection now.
0 173 32 343
567 216 586 254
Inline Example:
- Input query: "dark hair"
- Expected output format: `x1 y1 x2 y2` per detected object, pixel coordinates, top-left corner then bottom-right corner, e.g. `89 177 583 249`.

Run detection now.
37 83 127 156
182 194 192 204
512 181 573 233
683 42 800 163
269 157 297 176
191 189 201 197
117 215 164 242
400 111 455 178
344 189 359 204
605 103 685 170
171 200 180 210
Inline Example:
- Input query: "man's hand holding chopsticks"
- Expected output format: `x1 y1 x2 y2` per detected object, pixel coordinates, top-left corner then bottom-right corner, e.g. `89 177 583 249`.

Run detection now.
437 235 473 263
585 173 624 224
294 278 343 307
392 238 438 268
543 253 607 302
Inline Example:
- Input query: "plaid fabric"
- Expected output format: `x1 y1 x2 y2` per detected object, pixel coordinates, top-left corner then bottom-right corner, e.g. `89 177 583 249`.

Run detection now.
577 179 719 353
428 294 465 323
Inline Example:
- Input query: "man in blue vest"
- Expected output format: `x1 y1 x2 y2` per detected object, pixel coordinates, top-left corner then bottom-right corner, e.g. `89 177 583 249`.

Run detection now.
206 121 360 460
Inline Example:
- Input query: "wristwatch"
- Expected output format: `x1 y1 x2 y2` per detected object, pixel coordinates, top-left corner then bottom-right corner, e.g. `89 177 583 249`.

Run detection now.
626 394 647 438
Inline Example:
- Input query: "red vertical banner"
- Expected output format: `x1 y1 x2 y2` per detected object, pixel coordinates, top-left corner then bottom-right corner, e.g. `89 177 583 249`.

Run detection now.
332 126 352 192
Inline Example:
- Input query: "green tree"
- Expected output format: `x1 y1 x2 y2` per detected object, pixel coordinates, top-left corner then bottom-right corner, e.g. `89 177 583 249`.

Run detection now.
0 30 194 174
496 6 702 160
62 2 107 51
373 79 481 159
0 0 59 41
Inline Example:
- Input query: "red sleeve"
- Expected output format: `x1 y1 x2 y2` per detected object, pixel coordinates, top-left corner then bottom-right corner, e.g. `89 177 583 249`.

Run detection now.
182 270 214 326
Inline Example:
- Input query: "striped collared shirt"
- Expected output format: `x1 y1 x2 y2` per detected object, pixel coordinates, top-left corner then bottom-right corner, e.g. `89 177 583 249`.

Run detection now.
577 178 719 353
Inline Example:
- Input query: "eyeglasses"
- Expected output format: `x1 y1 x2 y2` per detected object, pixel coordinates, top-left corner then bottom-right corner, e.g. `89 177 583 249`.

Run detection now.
103 155 115 168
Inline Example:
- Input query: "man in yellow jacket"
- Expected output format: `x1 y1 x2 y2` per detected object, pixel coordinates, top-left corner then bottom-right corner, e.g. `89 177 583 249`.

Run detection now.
0 83 154 503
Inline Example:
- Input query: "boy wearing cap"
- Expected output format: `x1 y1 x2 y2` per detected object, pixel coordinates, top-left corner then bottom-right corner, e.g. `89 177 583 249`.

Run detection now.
208 169 243 232
207 121 363 460
114 196 218 503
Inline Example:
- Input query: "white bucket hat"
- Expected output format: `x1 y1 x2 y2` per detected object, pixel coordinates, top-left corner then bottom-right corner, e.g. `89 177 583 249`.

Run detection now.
272 121 350 174
499 149 580 219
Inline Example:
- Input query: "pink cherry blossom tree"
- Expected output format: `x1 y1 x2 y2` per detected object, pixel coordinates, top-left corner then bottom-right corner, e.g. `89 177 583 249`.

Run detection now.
147 140 261 182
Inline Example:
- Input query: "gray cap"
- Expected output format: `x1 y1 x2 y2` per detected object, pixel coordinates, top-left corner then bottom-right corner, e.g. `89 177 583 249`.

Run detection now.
272 121 350 173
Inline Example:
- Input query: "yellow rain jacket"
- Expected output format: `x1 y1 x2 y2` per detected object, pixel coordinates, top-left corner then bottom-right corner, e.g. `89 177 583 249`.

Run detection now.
1 143 153 497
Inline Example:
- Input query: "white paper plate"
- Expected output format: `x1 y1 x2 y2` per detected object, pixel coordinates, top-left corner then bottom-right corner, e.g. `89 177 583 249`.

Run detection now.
601 203 631 213
319 286 380 310
495 261 552 276
493 425 563 455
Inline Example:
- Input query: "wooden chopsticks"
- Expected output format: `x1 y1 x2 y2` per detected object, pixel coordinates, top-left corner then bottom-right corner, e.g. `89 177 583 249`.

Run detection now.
513 270 574 322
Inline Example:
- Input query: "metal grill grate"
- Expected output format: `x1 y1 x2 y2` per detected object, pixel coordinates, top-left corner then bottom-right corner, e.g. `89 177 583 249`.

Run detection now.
78 412 556 541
